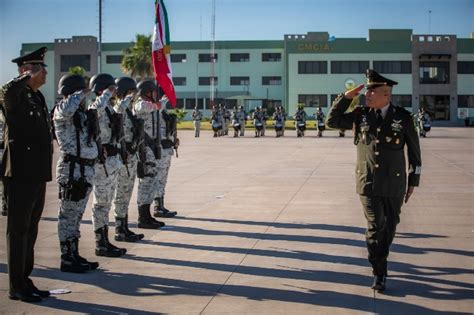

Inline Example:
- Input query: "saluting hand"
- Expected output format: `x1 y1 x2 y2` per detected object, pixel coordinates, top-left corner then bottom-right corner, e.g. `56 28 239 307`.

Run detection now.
404 186 415 203
344 84 365 99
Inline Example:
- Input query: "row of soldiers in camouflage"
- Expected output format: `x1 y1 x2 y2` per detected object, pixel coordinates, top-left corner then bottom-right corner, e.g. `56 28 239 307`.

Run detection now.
52 73 178 273
191 105 344 138
193 105 286 138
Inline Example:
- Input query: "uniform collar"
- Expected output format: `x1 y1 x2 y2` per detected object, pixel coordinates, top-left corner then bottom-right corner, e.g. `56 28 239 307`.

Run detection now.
379 103 390 119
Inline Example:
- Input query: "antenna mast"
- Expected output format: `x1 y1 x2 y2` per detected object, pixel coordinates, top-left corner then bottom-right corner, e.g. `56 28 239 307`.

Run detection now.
99 0 103 73
210 0 216 107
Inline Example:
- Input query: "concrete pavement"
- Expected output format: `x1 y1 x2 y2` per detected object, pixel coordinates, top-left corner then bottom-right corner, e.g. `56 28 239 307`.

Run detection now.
0 127 473 314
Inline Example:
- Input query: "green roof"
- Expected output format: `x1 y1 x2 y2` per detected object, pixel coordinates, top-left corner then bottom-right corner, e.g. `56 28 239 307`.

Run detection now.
102 40 283 52
21 43 54 54
457 39 474 53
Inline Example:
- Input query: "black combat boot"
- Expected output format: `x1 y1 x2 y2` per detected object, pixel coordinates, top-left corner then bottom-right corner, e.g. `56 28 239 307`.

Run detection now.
138 204 165 229
71 238 99 270
1 203 7 216
115 216 144 242
60 239 90 273
153 197 177 218
95 226 127 257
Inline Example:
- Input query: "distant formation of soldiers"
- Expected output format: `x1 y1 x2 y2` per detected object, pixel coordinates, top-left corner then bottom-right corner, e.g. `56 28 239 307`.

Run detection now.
192 103 360 138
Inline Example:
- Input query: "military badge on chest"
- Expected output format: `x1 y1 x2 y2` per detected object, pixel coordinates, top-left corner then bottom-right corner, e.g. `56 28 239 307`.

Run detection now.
389 119 403 145
391 119 403 132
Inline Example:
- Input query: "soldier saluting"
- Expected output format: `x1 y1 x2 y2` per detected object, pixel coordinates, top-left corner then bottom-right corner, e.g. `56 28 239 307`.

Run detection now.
1 47 53 302
327 69 422 292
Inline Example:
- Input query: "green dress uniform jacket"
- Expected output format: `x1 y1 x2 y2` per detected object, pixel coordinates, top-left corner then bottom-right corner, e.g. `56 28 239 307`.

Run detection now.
1 72 53 296
1 74 53 181
326 94 421 197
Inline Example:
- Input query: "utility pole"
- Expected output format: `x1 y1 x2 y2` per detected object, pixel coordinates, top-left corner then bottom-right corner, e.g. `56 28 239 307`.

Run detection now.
99 0 103 73
428 10 432 34
210 0 216 108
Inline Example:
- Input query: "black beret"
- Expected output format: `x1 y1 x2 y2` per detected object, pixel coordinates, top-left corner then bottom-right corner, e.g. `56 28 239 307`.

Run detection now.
366 69 398 88
11 46 48 67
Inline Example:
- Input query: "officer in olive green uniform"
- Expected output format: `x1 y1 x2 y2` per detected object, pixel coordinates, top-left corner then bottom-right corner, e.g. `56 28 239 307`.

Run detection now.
1 47 53 302
327 69 421 292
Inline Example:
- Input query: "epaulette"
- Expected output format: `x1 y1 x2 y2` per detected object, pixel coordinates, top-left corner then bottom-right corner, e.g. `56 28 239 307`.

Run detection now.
352 105 367 115
394 105 412 116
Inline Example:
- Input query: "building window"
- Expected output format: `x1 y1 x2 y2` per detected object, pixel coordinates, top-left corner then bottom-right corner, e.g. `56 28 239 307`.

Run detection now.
419 61 450 84
458 61 474 74
230 53 249 62
173 77 186 86
420 95 450 120
458 95 474 108
185 98 205 109
199 77 218 85
298 94 328 108
60 54 91 72
230 76 250 86
199 53 218 62
175 98 185 109
331 61 369 74
391 95 412 107
106 55 122 64
262 76 282 85
373 61 411 74
262 53 281 62
171 54 187 63
331 94 365 106
298 61 327 74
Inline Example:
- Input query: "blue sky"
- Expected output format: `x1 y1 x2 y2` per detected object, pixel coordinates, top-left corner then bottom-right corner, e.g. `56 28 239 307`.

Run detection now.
0 0 472 83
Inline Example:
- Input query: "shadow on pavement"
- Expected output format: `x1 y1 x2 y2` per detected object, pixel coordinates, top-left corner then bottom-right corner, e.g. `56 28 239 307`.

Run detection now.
0 263 469 314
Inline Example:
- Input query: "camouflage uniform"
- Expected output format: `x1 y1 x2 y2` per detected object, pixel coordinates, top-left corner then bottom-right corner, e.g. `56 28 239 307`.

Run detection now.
134 98 160 206
192 109 202 137
90 96 123 231
155 110 174 200
55 90 108 242
0 107 5 216
236 108 246 136
113 96 138 218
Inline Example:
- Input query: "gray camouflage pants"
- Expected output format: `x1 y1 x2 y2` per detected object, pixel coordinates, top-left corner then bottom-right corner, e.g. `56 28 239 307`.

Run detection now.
91 155 122 231
57 157 95 242
137 147 159 206
113 154 138 218
154 149 172 198
0 150 4 212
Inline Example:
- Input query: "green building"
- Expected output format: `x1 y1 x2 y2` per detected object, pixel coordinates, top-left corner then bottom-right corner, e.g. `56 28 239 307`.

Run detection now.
20 29 474 123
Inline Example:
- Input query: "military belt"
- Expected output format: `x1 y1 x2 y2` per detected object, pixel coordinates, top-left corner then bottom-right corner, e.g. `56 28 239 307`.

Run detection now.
63 154 96 167
125 142 138 155
103 143 119 156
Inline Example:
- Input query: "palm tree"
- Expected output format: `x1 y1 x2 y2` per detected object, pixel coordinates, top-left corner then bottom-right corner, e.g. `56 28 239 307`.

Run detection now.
121 34 153 81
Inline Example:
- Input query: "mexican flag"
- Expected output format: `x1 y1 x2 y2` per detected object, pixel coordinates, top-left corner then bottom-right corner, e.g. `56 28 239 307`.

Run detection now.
152 0 176 107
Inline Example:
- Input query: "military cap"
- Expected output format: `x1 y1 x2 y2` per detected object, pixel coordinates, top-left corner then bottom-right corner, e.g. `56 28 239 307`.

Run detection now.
366 69 398 88
11 46 48 67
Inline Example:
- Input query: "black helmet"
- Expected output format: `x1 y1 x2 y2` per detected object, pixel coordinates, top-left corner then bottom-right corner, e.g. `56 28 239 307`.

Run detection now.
115 77 137 98
137 80 158 99
89 73 116 93
58 74 86 97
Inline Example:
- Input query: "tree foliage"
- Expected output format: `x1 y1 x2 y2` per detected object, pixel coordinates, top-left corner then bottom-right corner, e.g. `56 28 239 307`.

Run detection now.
121 34 153 81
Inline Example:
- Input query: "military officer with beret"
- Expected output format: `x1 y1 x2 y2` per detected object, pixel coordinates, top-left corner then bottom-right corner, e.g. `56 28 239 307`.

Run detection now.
327 69 422 292
1 47 53 302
